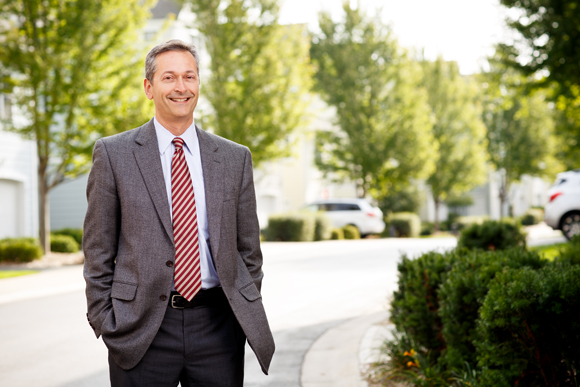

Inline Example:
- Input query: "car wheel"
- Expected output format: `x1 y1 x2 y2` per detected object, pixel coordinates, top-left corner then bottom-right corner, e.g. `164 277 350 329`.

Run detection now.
560 211 580 240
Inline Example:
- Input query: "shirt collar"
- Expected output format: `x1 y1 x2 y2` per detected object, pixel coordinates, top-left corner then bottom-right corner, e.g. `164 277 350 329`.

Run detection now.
153 117 198 156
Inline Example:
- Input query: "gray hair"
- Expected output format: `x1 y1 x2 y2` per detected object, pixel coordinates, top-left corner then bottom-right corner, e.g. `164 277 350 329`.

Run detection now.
145 39 200 83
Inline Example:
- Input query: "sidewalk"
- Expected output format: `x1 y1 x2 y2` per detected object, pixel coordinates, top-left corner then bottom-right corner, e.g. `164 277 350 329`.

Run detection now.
301 311 391 387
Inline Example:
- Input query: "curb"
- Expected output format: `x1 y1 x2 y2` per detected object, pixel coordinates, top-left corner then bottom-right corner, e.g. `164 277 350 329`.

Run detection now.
301 311 390 387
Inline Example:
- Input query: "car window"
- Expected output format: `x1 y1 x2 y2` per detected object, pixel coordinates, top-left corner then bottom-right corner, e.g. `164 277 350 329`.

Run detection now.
334 203 361 211
552 178 567 187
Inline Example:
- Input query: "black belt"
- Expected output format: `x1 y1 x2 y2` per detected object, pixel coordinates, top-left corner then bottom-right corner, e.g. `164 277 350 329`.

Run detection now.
170 287 225 309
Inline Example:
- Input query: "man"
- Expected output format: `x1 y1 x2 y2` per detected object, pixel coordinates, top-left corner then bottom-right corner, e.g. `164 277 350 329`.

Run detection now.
83 39 274 387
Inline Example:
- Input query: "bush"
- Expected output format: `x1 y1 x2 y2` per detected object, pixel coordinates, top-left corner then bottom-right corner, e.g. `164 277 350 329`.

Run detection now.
458 219 526 251
438 248 547 369
452 215 488 231
520 208 544 226
52 227 83 246
342 224 360 239
264 213 315 242
388 212 421 237
0 238 43 262
330 228 344 240
313 213 333 241
476 265 580 387
390 250 457 362
50 234 80 253
420 221 435 236
553 234 580 265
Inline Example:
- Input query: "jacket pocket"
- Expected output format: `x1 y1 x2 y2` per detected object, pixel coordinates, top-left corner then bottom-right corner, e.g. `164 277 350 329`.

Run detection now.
239 282 261 302
111 281 137 301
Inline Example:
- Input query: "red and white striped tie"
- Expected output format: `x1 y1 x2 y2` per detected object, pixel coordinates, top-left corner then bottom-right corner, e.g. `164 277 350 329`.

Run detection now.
171 137 201 301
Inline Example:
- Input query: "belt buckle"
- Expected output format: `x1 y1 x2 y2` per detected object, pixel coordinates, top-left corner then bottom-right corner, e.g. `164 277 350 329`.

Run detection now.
171 294 184 309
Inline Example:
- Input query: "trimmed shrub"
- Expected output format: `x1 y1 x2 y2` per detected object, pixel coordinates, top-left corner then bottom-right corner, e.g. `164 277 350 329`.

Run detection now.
390 250 457 362
420 221 435 236
453 215 488 231
330 228 344 240
458 219 526 251
52 227 83 246
520 208 544 226
554 234 580 265
388 212 421 237
342 224 360 239
0 238 43 263
476 265 580 387
50 234 80 253
264 213 315 242
438 248 547 369
313 213 333 241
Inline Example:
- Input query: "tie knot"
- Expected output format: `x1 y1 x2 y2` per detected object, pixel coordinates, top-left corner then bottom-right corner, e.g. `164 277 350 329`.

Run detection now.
173 137 185 151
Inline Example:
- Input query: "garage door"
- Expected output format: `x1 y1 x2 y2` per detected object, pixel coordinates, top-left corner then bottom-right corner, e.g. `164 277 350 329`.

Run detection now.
0 179 22 239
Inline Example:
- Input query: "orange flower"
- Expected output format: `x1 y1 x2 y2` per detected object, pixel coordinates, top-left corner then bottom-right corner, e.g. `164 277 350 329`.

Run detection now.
403 349 417 357
407 361 418 367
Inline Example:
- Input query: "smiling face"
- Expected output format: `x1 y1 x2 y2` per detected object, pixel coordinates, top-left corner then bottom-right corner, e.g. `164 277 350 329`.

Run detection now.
144 50 200 135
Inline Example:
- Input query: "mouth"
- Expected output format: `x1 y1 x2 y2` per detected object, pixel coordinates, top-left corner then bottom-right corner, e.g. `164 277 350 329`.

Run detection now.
169 97 192 103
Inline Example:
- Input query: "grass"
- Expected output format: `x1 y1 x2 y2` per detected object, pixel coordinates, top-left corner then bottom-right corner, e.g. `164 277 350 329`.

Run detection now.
0 270 39 279
529 242 569 261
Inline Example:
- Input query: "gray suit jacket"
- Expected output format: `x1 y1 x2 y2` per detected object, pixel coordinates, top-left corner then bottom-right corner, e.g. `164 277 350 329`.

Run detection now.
83 119 274 373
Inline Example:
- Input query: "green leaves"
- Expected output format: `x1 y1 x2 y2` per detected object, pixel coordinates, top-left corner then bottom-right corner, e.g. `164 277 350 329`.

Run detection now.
310 2 434 198
421 57 488 226
187 0 312 167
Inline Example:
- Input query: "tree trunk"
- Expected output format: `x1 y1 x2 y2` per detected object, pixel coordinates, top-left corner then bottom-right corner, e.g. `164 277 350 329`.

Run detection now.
434 197 440 232
38 177 50 255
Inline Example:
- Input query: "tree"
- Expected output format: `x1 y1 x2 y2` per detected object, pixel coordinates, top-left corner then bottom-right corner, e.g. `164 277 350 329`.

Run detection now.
310 2 434 199
421 58 488 230
497 0 580 169
480 60 562 216
0 0 155 253
185 0 312 168
498 0 580 96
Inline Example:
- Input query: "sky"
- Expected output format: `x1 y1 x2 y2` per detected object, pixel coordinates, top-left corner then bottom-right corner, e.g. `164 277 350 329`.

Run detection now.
279 0 513 75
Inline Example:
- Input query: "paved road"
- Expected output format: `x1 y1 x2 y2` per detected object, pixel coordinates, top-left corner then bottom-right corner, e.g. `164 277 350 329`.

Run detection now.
0 238 457 387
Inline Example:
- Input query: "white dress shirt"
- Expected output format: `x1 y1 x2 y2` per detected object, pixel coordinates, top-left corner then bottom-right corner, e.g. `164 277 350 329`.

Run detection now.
153 117 220 289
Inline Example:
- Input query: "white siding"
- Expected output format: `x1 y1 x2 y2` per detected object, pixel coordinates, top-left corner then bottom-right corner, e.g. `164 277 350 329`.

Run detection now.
0 130 38 239
49 174 88 230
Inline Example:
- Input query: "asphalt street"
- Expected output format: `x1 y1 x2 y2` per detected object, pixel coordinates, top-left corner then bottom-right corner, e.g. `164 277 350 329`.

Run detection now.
1 237 459 387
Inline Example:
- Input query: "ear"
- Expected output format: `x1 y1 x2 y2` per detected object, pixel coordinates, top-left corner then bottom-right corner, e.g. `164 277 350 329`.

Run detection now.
144 78 154 100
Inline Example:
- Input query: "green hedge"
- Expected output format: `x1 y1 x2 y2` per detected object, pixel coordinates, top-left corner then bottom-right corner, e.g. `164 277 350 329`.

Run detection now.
477 264 580 386
342 224 360 239
454 215 489 231
388 212 421 237
52 227 83 246
265 213 315 241
0 238 43 263
520 208 544 226
330 228 344 240
458 219 526 251
390 250 456 360
313 213 333 241
50 234 80 253
438 248 546 370
376 237 580 385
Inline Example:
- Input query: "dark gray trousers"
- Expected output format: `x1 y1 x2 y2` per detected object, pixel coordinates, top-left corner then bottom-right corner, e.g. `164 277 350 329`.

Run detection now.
109 290 246 387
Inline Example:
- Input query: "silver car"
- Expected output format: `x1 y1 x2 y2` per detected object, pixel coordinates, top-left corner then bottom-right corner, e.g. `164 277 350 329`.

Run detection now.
303 198 385 236
545 169 580 240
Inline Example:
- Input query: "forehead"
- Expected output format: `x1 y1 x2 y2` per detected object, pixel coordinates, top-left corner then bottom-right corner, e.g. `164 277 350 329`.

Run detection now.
155 50 197 74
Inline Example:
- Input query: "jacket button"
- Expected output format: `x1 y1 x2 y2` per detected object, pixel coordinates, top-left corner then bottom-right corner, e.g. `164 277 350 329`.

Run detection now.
160 295 167 301
166 261 173 267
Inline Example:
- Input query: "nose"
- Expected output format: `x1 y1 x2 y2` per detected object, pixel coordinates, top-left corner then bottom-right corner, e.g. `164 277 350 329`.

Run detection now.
174 77 186 92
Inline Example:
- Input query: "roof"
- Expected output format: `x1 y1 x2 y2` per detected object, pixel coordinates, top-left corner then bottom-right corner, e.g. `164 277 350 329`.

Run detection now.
151 0 181 19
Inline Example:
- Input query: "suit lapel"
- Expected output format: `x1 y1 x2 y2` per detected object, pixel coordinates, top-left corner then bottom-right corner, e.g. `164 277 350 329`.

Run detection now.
133 119 173 242
197 126 223 258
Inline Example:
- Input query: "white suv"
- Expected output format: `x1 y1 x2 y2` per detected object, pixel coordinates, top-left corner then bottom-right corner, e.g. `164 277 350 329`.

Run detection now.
303 198 385 236
545 169 580 240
